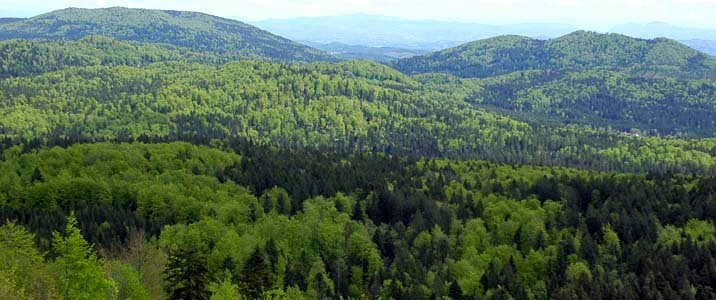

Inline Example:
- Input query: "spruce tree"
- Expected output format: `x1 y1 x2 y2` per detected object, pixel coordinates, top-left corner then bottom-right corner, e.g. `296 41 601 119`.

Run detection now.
163 248 210 300
240 246 273 299
448 281 463 300
265 238 280 273
31 167 44 183
352 201 364 221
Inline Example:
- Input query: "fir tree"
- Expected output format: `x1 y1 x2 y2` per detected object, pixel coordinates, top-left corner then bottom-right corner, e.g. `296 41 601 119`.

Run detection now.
163 248 210 300
240 246 273 299
449 281 463 300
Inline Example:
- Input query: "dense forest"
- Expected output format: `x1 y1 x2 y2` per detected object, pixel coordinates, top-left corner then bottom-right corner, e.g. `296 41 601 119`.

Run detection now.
2 142 716 299
0 7 716 300
393 32 716 79
395 32 716 136
1 38 716 174
0 7 333 62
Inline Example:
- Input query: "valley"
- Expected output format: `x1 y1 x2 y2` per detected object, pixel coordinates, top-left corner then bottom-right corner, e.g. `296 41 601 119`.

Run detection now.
0 6 715 300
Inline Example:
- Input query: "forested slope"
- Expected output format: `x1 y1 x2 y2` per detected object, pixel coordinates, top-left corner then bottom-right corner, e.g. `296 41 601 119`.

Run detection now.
0 37 243 78
0 7 334 62
0 52 715 174
395 32 716 136
393 31 716 78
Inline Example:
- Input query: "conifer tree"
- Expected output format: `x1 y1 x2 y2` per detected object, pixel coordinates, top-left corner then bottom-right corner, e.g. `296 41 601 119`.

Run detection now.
240 246 273 299
52 213 116 300
449 281 463 300
164 248 210 300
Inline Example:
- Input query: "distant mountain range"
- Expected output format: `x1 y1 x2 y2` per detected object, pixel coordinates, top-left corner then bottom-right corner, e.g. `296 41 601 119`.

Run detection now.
0 7 334 62
250 15 716 57
611 22 716 41
303 41 426 62
250 14 578 51
681 40 716 57
610 22 716 56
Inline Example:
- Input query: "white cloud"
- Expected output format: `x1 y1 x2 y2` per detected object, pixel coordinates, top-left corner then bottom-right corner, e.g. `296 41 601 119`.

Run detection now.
0 0 715 29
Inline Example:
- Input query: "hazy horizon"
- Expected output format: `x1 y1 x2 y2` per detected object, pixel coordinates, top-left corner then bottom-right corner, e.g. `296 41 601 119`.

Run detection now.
1 0 715 31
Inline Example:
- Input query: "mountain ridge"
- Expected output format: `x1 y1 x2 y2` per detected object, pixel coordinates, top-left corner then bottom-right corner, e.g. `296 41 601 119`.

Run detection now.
0 7 335 62
393 31 716 78
304 41 426 62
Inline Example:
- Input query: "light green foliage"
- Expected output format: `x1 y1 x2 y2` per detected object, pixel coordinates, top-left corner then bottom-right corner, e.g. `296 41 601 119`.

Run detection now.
1 143 243 224
106 261 150 300
121 232 167 300
1 15 716 299
0 142 714 298
0 222 58 300
600 225 621 256
659 219 716 247
566 262 592 283
157 194 382 298
210 276 242 300
51 214 116 300
260 187 293 215
658 225 683 248
685 219 716 244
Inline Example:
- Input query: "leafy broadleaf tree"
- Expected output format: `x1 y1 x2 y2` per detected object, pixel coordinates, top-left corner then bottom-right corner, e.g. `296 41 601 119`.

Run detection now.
0 221 58 299
209 273 241 300
106 260 150 300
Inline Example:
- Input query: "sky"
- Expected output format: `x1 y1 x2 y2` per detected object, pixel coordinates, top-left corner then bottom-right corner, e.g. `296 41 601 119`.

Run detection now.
1 0 715 30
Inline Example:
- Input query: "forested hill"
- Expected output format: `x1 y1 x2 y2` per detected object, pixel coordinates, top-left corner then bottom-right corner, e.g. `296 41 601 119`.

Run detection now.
0 18 24 25
393 31 716 78
0 7 334 62
0 37 252 78
1 51 716 174
394 32 716 137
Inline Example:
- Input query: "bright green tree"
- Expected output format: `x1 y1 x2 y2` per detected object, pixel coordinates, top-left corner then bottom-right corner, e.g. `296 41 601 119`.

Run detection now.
0 222 58 299
209 274 242 300
51 214 116 300
107 261 150 300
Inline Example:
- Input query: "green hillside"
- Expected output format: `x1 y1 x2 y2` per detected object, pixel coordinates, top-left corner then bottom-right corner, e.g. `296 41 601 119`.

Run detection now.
0 7 334 62
1 47 715 174
0 18 24 25
394 31 716 78
0 36 243 78
395 32 716 136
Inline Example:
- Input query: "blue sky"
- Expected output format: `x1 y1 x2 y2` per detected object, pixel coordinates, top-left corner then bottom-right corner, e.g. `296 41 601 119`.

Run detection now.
1 0 715 30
